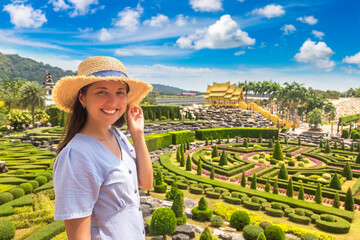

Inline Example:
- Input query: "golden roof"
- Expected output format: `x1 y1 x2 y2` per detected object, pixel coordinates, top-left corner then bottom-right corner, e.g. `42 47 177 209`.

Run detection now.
204 81 244 102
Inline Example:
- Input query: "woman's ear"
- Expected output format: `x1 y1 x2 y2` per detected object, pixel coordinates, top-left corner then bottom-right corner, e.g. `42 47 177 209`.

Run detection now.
78 91 86 107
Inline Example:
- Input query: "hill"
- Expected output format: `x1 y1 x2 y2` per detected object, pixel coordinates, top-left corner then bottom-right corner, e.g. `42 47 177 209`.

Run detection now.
152 83 203 95
0 52 75 83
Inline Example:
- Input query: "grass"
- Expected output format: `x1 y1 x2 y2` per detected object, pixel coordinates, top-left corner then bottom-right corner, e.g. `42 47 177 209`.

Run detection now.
342 178 358 192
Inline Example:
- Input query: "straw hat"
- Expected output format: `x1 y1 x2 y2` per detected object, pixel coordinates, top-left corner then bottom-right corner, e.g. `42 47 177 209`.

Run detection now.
52 56 153 112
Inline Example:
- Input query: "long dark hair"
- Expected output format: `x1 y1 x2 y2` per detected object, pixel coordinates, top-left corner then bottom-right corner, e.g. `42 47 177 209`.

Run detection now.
56 82 130 154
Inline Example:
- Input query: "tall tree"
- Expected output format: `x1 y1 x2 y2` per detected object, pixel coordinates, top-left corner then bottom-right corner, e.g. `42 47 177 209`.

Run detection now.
0 78 25 112
19 81 45 127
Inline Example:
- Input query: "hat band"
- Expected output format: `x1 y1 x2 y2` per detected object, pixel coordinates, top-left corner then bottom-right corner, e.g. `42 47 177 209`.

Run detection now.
86 70 128 78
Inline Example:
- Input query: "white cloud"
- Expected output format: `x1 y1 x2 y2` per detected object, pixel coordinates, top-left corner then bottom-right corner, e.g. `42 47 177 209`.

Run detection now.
343 52 360 68
114 45 191 57
281 24 296 35
3 4 47 28
234 50 245 56
238 0 245 2
98 28 112 42
312 30 324 39
175 14 188 27
49 0 70 11
251 4 285 19
78 27 93 32
114 5 143 31
297 16 318 25
67 0 98 16
341 66 360 74
294 39 335 71
144 14 169 27
189 0 223 12
177 15 255 50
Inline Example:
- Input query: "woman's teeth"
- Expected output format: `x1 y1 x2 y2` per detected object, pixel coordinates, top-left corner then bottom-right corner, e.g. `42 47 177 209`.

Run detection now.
102 109 116 114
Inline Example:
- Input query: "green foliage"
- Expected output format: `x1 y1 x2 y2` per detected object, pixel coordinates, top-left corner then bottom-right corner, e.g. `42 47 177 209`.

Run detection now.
339 113 360 125
324 139 331 153
273 178 279 194
286 177 293 198
0 192 14 205
342 129 349 139
200 226 213 240
219 150 228 166
198 196 207 210
298 183 304 200
9 187 25 199
265 177 270 192
35 176 47 187
180 151 185 167
298 137 301 145
256 233 266 240
212 146 219 158
197 159 202 175
243 138 249 148
145 133 173 152
350 142 354 152
186 155 192 171
332 192 340 208
230 210 250 231
7 109 31 130
167 130 195 145
273 140 284 160
264 225 285 240
243 224 264 240
205 138 209 145
171 191 187 225
319 139 323 148
210 215 224 227
210 164 215 180
315 183 322 204
300 233 319 240
166 182 179 201
356 153 360 164
333 141 338 150
195 127 279 140
150 208 177 237
268 139 273 148
251 174 257 190
155 168 164 185
316 214 351 233
241 170 246 187
278 164 288 180
345 187 354 211
0 219 16 240
329 173 341 190
308 108 323 128
342 162 353 180
192 197 213 221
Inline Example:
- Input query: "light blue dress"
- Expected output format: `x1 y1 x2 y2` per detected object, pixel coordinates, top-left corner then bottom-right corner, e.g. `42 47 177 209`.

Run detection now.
53 126 145 239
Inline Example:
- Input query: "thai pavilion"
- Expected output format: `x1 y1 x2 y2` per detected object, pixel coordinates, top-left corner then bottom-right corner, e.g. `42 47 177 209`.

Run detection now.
204 82 244 108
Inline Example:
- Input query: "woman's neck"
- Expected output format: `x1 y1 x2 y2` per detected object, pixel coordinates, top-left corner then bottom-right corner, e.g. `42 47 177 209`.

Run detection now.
79 121 112 141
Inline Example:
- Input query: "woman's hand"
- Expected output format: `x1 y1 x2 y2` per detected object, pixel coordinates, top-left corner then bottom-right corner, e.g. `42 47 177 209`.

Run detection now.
126 105 144 137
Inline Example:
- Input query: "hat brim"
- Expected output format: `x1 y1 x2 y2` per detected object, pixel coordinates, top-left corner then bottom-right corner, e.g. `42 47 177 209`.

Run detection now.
52 75 153 112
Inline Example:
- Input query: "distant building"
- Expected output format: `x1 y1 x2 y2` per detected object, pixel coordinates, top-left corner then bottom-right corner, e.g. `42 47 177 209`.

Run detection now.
204 82 244 107
181 92 197 96
43 70 55 107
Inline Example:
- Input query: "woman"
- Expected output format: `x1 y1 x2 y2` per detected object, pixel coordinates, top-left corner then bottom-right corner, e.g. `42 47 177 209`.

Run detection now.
52 56 153 239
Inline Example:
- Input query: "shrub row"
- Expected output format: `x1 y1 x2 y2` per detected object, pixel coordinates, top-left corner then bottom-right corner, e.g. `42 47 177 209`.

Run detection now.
315 214 351 234
167 130 195 145
195 127 279 140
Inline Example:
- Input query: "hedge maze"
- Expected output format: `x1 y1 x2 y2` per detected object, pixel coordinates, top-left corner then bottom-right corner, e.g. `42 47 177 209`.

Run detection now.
154 130 360 238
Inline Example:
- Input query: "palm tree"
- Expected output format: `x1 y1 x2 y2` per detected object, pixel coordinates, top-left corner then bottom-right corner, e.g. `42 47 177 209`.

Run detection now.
238 80 249 102
19 81 46 127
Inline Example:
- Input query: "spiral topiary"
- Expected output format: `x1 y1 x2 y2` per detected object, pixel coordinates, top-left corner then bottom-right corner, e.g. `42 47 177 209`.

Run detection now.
150 208 177 237
9 187 25 199
264 225 285 240
230 210 250 231
0 219 16 240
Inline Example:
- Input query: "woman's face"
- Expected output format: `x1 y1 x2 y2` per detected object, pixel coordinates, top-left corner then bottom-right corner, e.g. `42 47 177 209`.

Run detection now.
79 80 128 127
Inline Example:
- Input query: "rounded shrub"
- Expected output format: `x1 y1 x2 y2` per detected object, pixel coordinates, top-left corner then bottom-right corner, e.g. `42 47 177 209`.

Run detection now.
243 224 264 240
264 225 285 240
14 169 26 175
9 187 25 199
39 171 52 181
28 180 39 189
322 173 331 180
298 162 305 167
192 197 213 221
230 210 250 231
0 192 14 205
270 159 277 165
300 233 319 240
19 182 33 194
35 176 48 186
210 215 224 227
0 219 16 240
323 215 335 222
150 208 177 237
296 155 303 160
285 152 292 158
295 209 305 216
272 203 282 210
259 221 272 230
288 160 295 166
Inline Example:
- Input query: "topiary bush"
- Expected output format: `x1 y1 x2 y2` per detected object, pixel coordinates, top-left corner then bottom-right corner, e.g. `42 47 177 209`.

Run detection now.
14 169 26 175
230 210 250 231
300 233 319 240
210 215 224 227
243 224 264 240
19 182 33 194
192 197 213 221
0 192 14 205
264 225 285 240
35 176 48 186
9 187 25 199
28 180 39 189
150 207 177 237
200 226 213 240
0 219 16 240
259 221 272 230
39 171 52 182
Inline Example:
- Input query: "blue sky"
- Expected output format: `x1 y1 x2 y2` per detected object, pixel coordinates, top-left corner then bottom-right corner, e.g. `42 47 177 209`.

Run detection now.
0 0 359 92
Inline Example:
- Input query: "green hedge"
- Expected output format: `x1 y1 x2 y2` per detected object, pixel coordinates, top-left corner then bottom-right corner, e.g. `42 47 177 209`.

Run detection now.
195 127 279 140
25 220 65 240
33 181 54 193
288 213 311 225
265 207 283 217
206 191 221 199
159 152 354 222
339 113 360 125
224 196 242 205
168 130 195 145
315 214 351 234
243 201 261 211
145 133 173 152
140 105 180 120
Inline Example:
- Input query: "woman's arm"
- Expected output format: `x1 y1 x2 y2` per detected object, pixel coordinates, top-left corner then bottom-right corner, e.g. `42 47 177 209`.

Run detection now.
64 216 91 240
126 105 153 190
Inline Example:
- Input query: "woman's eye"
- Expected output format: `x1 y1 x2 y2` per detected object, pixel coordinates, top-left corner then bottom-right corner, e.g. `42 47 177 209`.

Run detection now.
117 91 126 95
97 91 106 94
